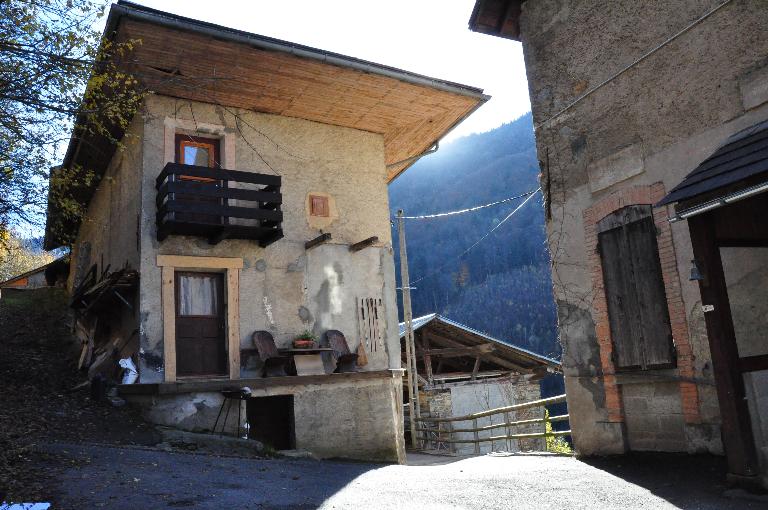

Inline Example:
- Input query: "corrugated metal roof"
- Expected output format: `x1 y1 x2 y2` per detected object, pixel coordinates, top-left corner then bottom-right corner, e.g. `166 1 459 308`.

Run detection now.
657 119 768 206
399 313 561 369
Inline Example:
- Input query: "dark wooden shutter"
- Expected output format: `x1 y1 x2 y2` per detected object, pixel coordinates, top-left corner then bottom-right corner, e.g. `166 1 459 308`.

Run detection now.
598 206 674 370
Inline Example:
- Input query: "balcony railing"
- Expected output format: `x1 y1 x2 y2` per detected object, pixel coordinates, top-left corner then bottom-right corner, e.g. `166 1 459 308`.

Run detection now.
156 163 283 246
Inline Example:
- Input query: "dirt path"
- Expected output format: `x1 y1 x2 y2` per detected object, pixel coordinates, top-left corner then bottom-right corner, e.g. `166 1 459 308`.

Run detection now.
0 289 159 503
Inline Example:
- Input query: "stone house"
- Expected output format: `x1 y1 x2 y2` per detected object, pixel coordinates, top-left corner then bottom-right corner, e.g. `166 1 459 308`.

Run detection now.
43 1 487 462
400 314 561 455
469 0 768 487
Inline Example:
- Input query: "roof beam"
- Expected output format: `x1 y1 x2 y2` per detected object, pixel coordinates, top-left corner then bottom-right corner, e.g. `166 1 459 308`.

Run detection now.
416 344 495 358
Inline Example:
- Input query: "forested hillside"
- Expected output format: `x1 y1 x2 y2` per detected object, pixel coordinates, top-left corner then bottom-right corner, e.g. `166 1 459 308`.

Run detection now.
388 113 560 359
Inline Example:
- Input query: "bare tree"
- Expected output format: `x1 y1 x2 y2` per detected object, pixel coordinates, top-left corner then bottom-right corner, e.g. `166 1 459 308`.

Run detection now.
0 0 143 235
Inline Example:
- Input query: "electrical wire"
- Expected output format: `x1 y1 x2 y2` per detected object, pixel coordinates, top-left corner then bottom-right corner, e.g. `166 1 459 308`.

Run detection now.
408 188 541 285
397 189 539 220
534 0 733 131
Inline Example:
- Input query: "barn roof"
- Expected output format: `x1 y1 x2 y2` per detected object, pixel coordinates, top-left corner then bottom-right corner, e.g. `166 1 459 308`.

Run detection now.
658 119 768 210
399 313 561 373
0 257 65 287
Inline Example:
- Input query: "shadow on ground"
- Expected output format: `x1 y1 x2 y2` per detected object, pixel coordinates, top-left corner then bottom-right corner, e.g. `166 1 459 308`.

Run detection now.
580 452 768 509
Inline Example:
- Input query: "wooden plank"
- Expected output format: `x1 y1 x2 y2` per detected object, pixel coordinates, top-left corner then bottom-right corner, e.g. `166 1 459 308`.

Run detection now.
418 394 568 423
156 162 282 188
161 265 176 383
599 224 644 369
421 335 433 385
418 344 495 358
431 370 510 381
158 201 283 222
739 354 768 373
157 255 244 269
305 232 332 250
626 215 674 367
227 268 240 380
157 181 282 205
349 236 379 252
117 370 395 396
443 414 570 434
471 356 481 380
424 430 572 445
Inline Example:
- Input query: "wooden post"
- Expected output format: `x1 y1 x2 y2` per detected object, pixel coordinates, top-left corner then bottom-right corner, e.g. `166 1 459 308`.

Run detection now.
689 214 759 477
505 411 512 452
471 356 481 380
397 210 421 448
473 418 480 454
422 335 434 385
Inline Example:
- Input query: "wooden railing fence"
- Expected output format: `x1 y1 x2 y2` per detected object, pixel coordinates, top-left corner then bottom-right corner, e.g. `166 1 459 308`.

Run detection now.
414 394 571 454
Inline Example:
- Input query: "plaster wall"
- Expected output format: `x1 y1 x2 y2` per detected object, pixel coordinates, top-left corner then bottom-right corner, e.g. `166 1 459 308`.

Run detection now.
131 374 405 463
136 95 398 380
441 378 543 455
518 0 768 456
67 114 143 289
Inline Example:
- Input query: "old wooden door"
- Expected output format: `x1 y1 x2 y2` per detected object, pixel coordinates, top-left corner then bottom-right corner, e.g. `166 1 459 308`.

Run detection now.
175 271 227 377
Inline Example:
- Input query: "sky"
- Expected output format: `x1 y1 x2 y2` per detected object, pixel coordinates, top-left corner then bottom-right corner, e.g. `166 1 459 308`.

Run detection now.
126 0 532 141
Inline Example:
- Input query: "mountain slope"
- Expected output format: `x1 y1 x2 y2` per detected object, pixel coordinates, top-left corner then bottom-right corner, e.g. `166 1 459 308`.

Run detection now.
388 113 559 359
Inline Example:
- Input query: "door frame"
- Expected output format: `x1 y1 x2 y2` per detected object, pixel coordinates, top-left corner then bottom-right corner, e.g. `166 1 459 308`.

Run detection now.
157 255 243 382
687 194 768 481
174 270 227 377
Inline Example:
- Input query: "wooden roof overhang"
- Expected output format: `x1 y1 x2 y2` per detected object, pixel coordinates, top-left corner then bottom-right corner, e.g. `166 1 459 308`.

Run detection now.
400 314 561 382
44 1 488 250
468 0 525 41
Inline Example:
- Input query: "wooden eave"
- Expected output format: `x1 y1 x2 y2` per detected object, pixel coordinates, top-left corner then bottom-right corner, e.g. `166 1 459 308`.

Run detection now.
112 3 488 182
468 0 524 41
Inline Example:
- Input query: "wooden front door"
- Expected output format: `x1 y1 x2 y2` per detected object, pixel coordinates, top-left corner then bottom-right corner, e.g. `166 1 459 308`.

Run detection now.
175 271 227 377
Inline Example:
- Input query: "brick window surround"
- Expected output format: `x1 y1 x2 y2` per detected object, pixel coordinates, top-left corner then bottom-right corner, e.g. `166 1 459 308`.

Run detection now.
583 183 700 424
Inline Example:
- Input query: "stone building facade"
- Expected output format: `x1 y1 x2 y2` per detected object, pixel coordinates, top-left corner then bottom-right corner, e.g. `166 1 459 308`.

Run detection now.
45 2 487 462
469 0 768 478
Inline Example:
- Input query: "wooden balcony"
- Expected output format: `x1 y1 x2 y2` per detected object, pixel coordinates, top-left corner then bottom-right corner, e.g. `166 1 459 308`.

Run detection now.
155 163 283 246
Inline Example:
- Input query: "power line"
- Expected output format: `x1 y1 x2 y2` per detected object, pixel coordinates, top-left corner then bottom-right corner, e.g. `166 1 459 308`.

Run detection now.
397 189 539 220
409 188 541 285
535 0 733 132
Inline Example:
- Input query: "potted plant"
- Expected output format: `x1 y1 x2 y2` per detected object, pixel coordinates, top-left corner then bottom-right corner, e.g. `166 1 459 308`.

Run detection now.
293 330 316 349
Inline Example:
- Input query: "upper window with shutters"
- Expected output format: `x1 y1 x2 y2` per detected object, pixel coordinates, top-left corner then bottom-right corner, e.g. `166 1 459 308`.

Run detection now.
597 205 675 371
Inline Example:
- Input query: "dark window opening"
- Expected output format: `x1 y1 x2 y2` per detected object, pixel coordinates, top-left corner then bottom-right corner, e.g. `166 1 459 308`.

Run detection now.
246 395 295 450
598 205 675 370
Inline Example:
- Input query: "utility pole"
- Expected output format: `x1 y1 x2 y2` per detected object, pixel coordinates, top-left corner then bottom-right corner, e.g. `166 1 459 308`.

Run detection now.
397 210 421 448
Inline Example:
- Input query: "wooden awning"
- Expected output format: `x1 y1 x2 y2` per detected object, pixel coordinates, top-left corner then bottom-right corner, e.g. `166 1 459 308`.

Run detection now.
110 1 488 182
657 119 768 218
400 314 561 375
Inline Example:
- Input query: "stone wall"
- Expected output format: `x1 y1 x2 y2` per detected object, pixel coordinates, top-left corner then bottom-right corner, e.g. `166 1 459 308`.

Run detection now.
131 373 405 462
518 0 768 456
438 377 543 455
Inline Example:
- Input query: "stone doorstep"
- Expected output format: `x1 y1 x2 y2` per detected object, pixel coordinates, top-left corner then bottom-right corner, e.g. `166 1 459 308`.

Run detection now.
158 427 266 457
157 427 319 460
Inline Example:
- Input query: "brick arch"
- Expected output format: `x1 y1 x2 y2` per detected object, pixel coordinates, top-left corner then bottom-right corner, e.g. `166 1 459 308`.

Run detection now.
582 183 700 424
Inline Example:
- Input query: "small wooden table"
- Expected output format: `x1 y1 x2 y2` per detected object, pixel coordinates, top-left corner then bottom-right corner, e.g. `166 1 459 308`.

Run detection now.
279 348 335 376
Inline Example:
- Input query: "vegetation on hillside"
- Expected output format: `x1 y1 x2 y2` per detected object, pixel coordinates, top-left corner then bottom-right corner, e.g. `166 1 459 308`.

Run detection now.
389 113 559 359
0 231 55 282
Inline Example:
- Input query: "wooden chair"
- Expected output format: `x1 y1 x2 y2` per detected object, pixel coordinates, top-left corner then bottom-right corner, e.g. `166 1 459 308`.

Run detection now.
252 331 291 377
325 330 358 373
